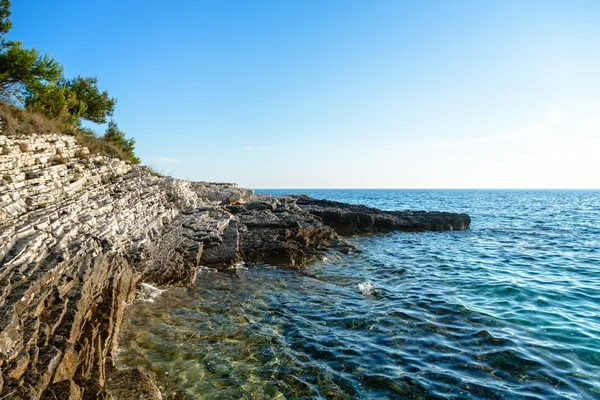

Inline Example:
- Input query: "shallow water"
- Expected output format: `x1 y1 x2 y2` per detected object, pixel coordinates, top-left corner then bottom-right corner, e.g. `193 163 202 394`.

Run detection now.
116 190 600 399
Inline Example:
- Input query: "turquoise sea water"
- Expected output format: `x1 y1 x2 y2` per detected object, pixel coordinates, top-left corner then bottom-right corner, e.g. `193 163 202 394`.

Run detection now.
116 190 600 399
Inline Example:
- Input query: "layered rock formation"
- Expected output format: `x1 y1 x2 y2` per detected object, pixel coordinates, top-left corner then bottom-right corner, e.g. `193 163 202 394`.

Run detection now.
0 131 470 399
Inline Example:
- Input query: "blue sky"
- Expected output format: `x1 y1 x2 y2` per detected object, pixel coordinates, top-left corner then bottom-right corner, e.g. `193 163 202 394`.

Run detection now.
10 1 600 188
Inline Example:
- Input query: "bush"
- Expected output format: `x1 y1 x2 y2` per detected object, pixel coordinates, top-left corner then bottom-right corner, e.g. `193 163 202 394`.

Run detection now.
102 120 140 164
48 154 65 165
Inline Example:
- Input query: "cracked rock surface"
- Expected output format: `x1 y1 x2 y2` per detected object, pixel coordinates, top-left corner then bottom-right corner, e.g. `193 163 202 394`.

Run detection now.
0 131 470 399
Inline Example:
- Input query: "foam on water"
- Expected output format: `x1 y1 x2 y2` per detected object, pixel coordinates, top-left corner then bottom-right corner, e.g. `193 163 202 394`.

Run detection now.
136 283 165 303
358 281 376 296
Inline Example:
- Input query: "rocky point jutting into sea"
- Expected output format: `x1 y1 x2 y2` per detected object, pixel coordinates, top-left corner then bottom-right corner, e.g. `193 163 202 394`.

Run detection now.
0 128 470 399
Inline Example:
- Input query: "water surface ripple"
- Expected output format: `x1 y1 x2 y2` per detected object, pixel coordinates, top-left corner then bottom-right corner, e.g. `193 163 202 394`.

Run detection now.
116 190 600 399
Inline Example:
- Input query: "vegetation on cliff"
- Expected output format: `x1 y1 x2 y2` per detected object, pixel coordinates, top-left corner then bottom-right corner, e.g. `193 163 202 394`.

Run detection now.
0 0 140 164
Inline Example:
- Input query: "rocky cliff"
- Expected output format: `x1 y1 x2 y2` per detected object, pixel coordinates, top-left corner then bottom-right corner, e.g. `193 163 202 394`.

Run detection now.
0 131 470 399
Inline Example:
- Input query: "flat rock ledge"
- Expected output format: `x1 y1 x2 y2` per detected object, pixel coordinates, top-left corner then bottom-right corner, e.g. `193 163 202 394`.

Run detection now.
0 131 470 399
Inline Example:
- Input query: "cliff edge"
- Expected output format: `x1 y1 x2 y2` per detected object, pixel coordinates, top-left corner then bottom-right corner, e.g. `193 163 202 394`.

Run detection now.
0 130 470 399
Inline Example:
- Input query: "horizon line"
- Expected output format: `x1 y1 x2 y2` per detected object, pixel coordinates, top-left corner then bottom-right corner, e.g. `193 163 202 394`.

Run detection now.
251 187 600 190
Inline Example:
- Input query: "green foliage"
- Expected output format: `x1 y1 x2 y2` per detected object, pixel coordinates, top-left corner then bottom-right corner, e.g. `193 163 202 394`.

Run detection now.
23 83 75 122
103 120 140 164
26 76 116 125
0 0 12 39
65 76 116 124
0 42 63 102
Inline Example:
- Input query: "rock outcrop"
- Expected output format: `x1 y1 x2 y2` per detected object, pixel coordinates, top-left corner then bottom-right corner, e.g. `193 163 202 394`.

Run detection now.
294 196 471 235
0 131 470 399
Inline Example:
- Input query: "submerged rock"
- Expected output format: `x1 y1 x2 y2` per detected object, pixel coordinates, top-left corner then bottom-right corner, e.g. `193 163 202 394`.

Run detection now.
106 368 161 400
0 131 470 399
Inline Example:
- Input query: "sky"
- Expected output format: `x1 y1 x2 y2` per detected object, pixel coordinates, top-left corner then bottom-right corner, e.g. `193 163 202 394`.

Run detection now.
9 1 600 188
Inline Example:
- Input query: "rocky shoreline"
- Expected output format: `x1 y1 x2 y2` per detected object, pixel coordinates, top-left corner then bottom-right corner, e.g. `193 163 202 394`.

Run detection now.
0 132 470 399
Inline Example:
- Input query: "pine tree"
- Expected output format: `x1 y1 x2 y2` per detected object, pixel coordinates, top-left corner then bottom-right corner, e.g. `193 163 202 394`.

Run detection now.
103 120 141 164
0 43 63 102
26 76 116 125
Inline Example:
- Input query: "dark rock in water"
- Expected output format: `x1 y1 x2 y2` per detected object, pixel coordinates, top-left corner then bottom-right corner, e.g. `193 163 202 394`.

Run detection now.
203 353 232 377
0 131 470 398
294 195 471 235
227 196 345 268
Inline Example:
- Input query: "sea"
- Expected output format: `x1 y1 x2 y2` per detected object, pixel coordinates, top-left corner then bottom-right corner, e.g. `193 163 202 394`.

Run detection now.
115 189 600 399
